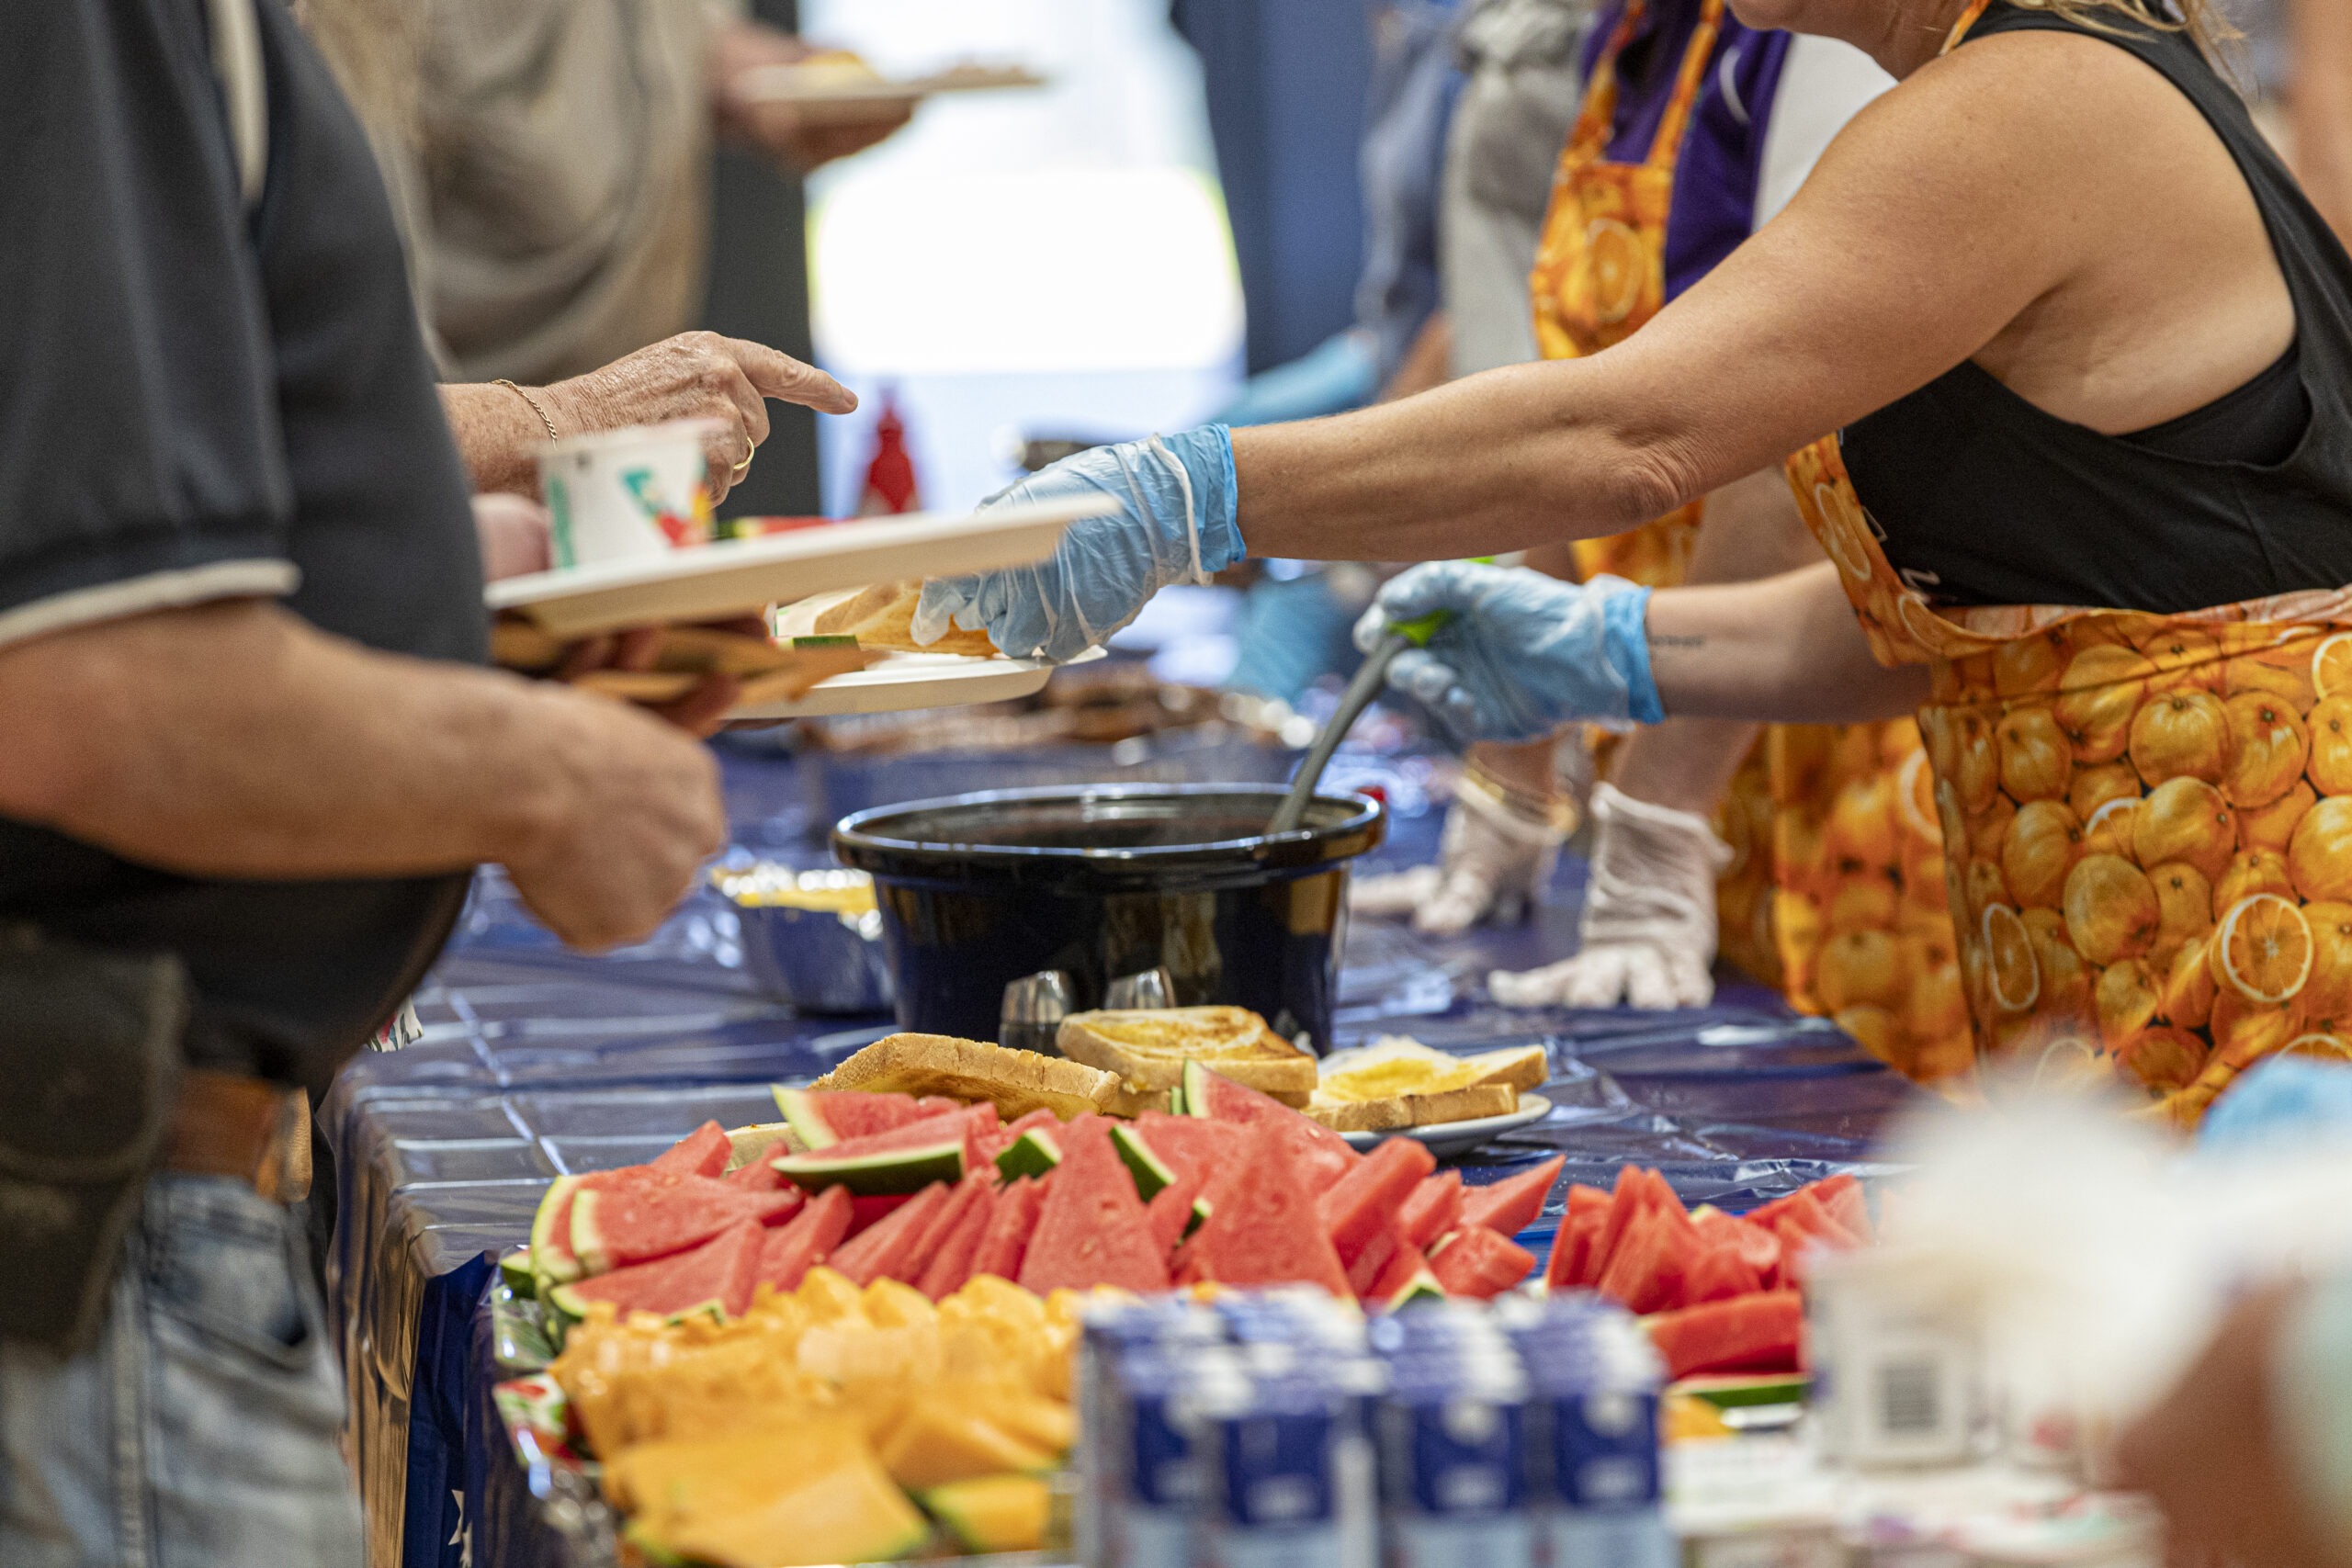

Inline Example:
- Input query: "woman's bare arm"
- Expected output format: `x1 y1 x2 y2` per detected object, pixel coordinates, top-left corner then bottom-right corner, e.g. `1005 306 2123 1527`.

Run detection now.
1647 561 1930 723
1229 30 2260 562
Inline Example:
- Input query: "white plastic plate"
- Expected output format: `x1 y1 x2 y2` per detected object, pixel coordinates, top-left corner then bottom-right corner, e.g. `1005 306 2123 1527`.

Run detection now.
484 497 1106 640
729 647 1106 720
1339 1092 1554 1159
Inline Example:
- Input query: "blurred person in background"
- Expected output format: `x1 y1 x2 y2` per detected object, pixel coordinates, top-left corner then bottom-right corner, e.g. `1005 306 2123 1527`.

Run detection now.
295 0 907 504
0 0 809 1561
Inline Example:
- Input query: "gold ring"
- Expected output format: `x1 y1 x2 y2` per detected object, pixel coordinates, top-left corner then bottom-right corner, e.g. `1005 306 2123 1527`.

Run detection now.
731 440 758 479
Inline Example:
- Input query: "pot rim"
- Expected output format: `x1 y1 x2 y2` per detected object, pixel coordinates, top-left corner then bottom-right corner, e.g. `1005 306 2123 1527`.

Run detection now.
831 782 1385 879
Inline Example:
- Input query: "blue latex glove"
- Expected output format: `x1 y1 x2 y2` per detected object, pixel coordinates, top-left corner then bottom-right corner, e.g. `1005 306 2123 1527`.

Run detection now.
1353 560 1661 741
1215 330 1379 427
914 428 1242 664
2199 1056 2352 1156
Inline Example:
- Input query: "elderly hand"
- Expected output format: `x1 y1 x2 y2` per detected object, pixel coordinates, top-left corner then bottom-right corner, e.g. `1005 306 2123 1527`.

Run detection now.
710 21 913 175
538 333 855 503
471 493 551 582
1356 560 1661 743
914 428 1242 663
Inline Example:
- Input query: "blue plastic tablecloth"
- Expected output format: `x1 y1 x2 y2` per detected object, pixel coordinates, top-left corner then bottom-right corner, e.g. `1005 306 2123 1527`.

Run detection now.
326 740 1920 1568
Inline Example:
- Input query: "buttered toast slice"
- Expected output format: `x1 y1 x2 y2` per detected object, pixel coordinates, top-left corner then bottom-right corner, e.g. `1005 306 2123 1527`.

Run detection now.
1055 1006 1317 1107
1304 1035 1544 1132
810 1032 1121 1120
814 581 1000 658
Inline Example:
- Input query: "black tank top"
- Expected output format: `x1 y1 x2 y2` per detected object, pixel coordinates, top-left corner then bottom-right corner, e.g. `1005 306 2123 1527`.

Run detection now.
1838 2 2352 613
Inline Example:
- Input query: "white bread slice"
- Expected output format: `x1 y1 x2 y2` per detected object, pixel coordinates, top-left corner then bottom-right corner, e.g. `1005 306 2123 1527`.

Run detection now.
1460 1043 1550 1094
810 1032 1120 1120
1303 1081 1519 1133
814 581 999 658
1056 1007 1317 1107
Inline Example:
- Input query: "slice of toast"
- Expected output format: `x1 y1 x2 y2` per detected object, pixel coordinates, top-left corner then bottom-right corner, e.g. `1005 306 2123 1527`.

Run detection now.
812 581 999 658
1304 1081 1519 1133
1308 1035 1532 1132
1055 1007 1317 1107
809 1032 1119 1120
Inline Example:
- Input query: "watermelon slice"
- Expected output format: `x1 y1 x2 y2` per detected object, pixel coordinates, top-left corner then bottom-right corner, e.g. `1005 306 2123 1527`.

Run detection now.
1461 1156 1566 1239
1596 1202 1703 1316
531 1176 587 1287
1146 1164 1210 1257
916 1179 999 1301
898 1174 995 1288
1387 1269 1448 1308
994 1128 1063 1182
1346 1220 1404 1299
651 1122 733 1179
1131 1112 1249 1189
1813 1174 1871 1242
1019 1120 1170 1295
725 1158 790 1194
571 1172 804 1275
550 1219 765 1322
971 1176 1045 1282
1692 1208 1782 1288
1398 1171 1463 1252
830 1181 954 1288
1173 1123 1350 1297
1180 1062 1358 1190
773 1086 939 1150
1682 1240 1765 1304
978 1108 1061 1166
755 1186 854 1295
774 1113 968 1196
1545 1184 1610 1292
1645 1291 1804 1381
1109 1123 1177 1201
1317 1136 1435 1264
1427 1225 1537 1300
849 1192 916 1236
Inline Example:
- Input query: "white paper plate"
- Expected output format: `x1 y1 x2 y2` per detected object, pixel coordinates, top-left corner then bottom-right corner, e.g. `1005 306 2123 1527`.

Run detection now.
1340 1093 1553 1159
730 646 1105 720
729 63 1045 121
485 498 1106 639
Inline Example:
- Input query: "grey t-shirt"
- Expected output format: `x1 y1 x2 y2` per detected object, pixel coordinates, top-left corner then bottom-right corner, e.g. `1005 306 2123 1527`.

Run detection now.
0 0 487 1097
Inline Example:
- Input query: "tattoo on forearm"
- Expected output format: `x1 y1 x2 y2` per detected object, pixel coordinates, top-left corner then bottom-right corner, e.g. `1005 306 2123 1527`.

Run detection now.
1651 634 1704 649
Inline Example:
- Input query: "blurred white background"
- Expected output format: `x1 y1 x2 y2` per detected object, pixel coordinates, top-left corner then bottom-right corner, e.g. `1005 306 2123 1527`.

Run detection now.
799 0 1247 513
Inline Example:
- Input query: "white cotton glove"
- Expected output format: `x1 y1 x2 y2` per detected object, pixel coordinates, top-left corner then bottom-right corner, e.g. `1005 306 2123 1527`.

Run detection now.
1489 782 1731 1010
1349 780 1569 935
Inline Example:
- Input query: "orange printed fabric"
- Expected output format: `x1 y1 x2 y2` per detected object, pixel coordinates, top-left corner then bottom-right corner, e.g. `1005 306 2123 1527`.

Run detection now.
1789 433 2352 1123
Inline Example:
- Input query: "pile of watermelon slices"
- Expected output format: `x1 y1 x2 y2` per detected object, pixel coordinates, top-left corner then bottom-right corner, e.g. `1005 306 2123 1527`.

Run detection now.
1544 1166 1872 1381
524 1065 1574 1325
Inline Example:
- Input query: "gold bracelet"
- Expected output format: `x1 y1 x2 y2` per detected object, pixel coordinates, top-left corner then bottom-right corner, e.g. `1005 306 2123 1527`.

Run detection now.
492 378 561 444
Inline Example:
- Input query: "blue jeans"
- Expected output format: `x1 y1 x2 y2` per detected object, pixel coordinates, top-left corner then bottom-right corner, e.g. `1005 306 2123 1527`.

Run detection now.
0 1176 365 1568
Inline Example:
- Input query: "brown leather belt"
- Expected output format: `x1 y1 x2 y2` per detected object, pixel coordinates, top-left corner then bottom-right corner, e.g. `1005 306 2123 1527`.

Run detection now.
164 1068 311 1202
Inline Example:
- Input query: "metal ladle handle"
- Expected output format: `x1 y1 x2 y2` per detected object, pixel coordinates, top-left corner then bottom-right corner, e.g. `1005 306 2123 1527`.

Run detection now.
1266 611 1450 837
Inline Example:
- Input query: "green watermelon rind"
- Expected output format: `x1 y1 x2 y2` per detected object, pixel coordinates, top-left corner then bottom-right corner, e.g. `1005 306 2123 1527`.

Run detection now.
1181 1060 1216 1121
1386 1269 1449 1308
772 1086 839 1150
724 1121 797 1172
498 1247 537 1300
530 1175 586 1288
773 1135 965 1196
1186 1195 1212 1239
993 1128 1063 1182
545 1281 729 1325
1108 1124 1175 1201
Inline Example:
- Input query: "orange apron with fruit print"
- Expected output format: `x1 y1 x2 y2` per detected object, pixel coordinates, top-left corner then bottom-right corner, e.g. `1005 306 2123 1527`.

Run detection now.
1791 389 2352 1124
1531 0 1969 1080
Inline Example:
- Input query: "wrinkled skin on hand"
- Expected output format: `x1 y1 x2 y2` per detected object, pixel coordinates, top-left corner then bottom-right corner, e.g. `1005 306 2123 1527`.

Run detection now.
539 332 854 503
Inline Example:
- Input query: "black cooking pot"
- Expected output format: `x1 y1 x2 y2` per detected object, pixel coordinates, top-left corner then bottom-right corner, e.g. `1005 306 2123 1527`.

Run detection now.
831 784 1385 1051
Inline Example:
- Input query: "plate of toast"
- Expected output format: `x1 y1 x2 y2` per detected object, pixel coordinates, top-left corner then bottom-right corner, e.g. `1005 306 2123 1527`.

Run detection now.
737 581 1105 718
1052 1009 1557 1158
1310 1036 1555 1155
